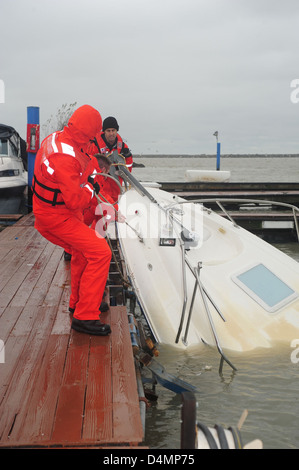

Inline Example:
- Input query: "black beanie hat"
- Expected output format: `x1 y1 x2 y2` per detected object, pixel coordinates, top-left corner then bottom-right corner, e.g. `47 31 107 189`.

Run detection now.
102 116 119 131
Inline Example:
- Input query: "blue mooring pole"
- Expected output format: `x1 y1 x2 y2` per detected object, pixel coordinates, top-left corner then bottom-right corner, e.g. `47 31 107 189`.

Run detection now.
27 106 40 187
216 142 221 170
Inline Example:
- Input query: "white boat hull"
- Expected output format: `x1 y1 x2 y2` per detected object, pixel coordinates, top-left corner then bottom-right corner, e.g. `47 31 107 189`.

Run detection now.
117 187 299 352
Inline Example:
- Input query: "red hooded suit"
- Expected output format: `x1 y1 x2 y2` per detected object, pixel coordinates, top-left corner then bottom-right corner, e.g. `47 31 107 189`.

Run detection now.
32 105 111 321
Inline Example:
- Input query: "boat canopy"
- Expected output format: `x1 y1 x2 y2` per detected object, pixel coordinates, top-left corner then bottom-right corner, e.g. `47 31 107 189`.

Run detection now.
0 124 27 170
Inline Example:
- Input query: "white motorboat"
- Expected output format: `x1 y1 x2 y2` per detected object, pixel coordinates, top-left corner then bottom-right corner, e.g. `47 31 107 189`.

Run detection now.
0 124 28 197
106 152 299 370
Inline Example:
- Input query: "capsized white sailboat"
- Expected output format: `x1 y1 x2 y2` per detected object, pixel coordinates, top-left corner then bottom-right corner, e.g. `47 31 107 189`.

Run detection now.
116 184 299 354
107 152 299 366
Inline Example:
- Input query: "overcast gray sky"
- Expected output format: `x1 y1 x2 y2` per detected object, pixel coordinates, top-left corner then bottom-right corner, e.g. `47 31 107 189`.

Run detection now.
1 0 299 155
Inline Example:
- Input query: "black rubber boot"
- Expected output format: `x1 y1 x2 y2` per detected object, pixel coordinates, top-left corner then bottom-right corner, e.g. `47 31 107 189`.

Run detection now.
71 318 111 336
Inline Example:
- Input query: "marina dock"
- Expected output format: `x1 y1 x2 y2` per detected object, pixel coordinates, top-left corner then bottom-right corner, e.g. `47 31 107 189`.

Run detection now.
159 181 299 242
159 181 299 206
0 213 144 449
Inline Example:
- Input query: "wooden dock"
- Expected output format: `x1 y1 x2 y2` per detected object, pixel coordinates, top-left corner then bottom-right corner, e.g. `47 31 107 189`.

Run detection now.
0 213 144 449
158 181 299 242
159 181 299 206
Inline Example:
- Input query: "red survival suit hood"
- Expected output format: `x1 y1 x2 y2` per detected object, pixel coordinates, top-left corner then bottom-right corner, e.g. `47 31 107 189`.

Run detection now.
66 105 102 145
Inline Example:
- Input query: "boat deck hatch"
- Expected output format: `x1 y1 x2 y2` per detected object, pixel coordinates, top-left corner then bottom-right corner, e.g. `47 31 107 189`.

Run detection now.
232 263 298 313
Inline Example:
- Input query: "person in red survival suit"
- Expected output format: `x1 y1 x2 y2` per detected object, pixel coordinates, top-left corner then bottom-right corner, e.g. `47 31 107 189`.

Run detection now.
88 116 133 196
67 153 125 314
32 105 112 336
68 154 120 319
70 153 126 314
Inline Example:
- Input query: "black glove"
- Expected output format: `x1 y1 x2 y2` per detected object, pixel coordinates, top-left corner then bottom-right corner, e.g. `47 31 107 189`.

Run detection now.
88 175 100 194
122 147 132 158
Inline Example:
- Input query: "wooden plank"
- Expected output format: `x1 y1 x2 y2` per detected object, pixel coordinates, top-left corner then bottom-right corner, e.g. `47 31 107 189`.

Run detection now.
0 306 24 342
9 334 70 445
82 333 113 443
0 305 59 444
0 224 35 243
50 332 91 445
0 230 47 291
0 334 28 403
0 226 37 262
0 309 143 448
0 214 144 448
160 181 299 191
0 241 56 311
0 276 71 402
7 248 65 338
41 247 70 308
21 246 65 309
1 269 72 446
13 212 35 226
7 241 57 309
0 214 23 221
50 264 72 336
111 306 143 444
0 215 70 446
21 212 35 225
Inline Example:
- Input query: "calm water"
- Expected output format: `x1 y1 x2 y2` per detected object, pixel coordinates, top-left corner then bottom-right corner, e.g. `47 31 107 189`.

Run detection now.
133 155 299 183
133 156 299 449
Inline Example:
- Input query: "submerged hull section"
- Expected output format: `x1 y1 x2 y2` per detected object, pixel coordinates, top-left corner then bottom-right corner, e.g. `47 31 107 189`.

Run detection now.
117 187 299 352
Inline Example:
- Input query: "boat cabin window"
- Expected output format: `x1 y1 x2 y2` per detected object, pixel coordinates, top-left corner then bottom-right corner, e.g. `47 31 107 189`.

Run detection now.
232 263 298 313
0 139 8 155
